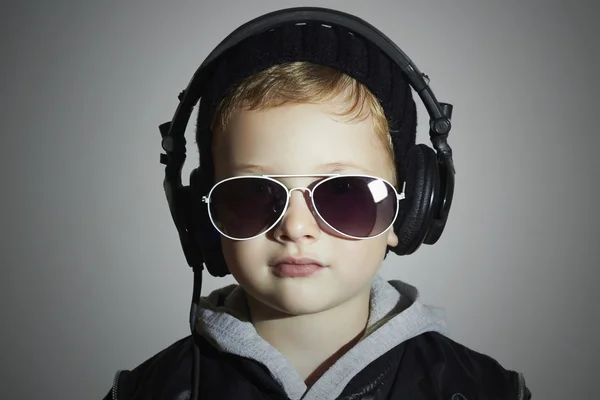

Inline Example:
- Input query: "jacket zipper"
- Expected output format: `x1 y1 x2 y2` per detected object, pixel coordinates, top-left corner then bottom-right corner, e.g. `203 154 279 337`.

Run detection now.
517 372 526 400
112 370 123 400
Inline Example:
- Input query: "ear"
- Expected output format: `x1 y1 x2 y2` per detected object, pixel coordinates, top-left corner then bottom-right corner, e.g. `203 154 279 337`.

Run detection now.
386 228 398 247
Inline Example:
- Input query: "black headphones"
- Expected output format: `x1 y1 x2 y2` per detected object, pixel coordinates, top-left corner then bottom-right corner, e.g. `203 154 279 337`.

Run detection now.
158 7 454 399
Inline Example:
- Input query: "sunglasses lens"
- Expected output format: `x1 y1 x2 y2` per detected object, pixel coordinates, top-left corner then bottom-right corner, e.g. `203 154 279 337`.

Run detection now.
209 177 286 239
313 176 397 238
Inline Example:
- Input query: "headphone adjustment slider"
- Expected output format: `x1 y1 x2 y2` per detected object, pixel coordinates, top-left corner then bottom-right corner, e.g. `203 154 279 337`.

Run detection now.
162 135 175 152
431 118 451 136
431 102 453 136
161 134 187 155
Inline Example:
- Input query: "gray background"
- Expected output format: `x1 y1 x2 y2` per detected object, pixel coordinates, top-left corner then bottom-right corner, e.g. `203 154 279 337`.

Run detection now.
1 0 598 399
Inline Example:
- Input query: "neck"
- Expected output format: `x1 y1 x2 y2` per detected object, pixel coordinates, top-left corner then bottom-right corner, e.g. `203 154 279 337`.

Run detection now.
246 282 372 387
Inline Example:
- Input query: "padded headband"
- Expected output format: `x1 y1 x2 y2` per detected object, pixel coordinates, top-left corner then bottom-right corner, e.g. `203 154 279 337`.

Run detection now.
160 7 454 179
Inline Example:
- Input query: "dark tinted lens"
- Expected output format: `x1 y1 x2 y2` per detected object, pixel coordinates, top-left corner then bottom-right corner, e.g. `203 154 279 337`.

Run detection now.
209 177 287 239
313 176 397 238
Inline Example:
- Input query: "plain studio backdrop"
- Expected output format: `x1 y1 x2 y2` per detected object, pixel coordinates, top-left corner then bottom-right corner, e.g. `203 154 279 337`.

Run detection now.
1 1 598 399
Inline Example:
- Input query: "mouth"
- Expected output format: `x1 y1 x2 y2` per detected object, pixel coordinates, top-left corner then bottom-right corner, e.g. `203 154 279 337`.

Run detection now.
270 256 326 278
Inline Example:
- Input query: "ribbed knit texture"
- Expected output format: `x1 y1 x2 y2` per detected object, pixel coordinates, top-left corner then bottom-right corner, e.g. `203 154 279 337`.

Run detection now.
195 21 417 188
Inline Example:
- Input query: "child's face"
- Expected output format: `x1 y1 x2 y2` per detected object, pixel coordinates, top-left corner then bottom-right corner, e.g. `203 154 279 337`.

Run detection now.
212 100 399 316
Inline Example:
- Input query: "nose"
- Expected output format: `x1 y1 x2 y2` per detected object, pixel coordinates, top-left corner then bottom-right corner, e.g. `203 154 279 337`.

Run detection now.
272 188 321 244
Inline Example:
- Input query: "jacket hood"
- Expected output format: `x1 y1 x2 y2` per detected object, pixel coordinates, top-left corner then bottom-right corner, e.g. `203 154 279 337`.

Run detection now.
195 273 447 400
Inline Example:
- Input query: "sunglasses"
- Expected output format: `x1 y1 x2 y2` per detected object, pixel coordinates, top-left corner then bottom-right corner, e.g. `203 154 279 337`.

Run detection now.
202 174 405 241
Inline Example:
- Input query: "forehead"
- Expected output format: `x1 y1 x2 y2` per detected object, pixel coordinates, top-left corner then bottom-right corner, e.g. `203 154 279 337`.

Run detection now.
212 102 392 180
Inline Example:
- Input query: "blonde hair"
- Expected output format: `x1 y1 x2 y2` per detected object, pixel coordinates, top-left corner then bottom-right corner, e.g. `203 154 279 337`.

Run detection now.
211 61 396 183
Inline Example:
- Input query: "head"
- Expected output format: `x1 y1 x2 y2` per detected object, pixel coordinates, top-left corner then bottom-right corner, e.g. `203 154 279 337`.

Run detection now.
209 61 400 317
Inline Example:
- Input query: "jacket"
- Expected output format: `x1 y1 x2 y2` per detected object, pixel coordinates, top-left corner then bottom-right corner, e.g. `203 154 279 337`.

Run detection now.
103 275 531 399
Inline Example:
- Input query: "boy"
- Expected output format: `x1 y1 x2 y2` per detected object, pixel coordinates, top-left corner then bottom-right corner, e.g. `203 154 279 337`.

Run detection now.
104 8 531 400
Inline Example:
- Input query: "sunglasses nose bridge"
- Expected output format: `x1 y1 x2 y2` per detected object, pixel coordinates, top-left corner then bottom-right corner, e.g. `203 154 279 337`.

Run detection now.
287 187 314 210
288 186 313 198
284 187 317 217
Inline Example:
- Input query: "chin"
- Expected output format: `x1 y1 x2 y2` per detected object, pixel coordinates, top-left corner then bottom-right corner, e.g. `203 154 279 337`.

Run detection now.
264 294 339 316
242 277 341 316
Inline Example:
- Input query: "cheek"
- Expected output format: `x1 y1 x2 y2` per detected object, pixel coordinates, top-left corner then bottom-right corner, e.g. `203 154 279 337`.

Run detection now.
220 238 268 280
335 235 389 270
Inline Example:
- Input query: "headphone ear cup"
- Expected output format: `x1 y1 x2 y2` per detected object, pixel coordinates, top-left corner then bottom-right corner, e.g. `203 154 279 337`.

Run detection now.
189 169 230 277
165 182 204 271
390 144 439 255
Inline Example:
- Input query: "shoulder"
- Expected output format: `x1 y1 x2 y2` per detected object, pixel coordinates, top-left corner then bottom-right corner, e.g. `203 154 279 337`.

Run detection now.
397 331 532 399
104 335 196 400
104 334 279 400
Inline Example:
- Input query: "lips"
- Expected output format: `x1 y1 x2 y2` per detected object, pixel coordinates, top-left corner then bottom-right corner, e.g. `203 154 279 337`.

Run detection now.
271 256 325 268
270 256 326 277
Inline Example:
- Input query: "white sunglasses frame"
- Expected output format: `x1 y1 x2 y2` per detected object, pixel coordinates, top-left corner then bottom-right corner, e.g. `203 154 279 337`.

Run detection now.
202 174 406 241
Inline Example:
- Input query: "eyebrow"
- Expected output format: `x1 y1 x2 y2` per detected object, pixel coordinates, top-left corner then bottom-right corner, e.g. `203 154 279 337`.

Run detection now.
232 162 373 174
232 163 268 173
317 162 372 173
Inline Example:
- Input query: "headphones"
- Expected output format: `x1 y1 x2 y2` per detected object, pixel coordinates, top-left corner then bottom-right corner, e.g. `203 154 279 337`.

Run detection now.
158 7 454 399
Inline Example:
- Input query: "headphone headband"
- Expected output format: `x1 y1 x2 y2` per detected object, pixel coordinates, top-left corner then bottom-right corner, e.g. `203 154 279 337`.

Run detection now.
160 7 454 178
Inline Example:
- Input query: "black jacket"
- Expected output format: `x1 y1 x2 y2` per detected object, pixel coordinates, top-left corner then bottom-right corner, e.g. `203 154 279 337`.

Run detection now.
103 331 531 399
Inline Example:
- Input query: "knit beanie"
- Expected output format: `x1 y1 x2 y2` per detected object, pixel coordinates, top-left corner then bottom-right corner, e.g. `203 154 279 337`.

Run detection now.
195 20 417 188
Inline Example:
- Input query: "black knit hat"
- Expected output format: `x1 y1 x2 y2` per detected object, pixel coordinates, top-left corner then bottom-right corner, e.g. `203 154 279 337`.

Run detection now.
195 21 417 187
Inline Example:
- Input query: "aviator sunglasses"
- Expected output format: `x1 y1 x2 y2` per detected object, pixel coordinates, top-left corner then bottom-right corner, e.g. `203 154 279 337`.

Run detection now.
202 174 406 241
